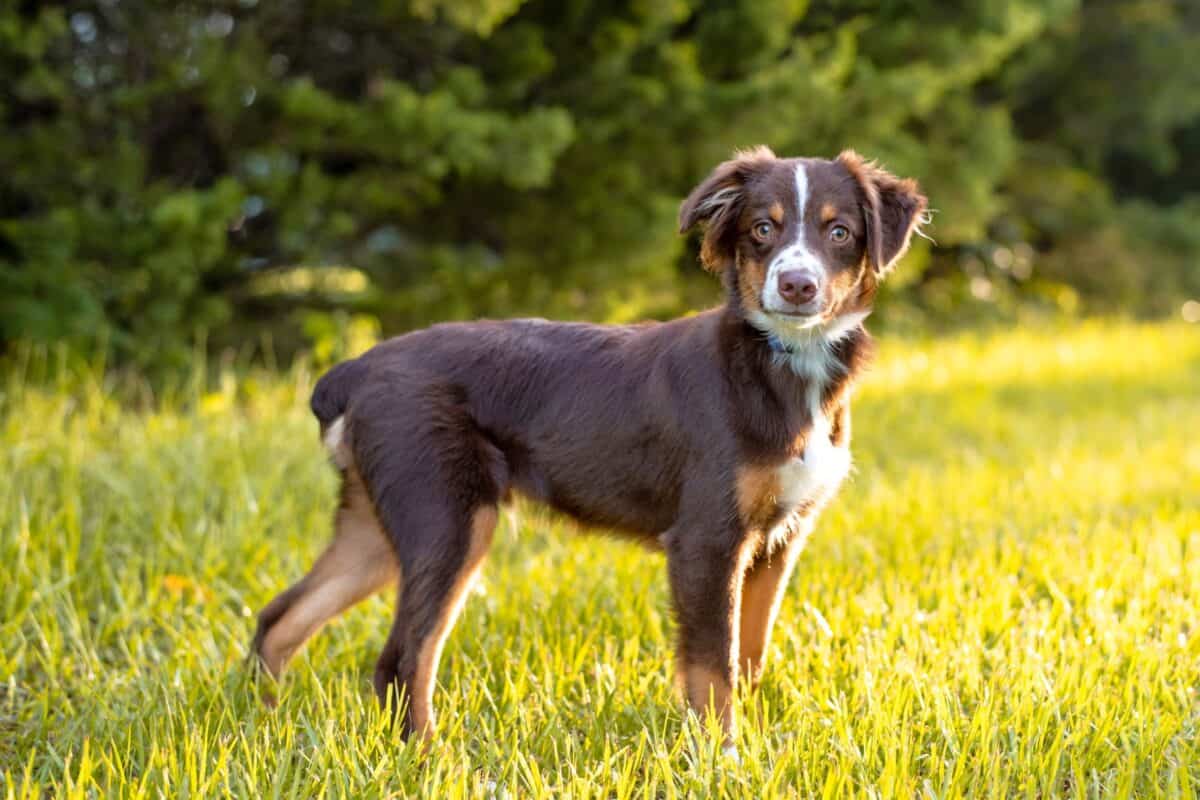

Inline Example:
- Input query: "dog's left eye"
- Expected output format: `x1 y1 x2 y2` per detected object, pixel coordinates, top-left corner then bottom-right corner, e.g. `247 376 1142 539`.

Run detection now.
829 224 850 244
752 221 774 241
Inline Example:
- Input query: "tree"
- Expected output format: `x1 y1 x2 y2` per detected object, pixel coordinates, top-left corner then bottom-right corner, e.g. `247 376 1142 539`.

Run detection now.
2 1 1197 367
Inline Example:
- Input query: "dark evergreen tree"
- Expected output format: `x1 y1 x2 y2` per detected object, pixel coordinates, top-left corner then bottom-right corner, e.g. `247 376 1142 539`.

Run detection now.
1 1 1197 365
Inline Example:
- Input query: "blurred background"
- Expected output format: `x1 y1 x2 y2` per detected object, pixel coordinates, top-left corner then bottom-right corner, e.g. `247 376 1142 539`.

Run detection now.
2 0 1198 370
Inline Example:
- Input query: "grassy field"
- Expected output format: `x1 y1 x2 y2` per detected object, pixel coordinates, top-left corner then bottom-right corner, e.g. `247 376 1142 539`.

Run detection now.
2 320 1198 798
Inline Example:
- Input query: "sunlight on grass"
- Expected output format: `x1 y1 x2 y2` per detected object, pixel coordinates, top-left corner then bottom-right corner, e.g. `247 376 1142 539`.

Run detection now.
2 320 1198 797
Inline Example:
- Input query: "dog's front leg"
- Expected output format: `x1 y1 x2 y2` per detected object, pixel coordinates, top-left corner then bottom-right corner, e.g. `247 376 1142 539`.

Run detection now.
663 523 755 756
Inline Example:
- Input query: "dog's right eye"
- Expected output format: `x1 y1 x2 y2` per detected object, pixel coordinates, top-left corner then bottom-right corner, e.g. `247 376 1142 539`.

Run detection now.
752 221 774 242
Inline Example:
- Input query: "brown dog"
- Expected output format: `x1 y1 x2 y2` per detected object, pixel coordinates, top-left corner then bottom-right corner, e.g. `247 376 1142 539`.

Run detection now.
251 147 927 752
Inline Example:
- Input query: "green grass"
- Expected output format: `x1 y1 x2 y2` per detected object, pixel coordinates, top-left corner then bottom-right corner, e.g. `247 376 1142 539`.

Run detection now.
2 320 1199 798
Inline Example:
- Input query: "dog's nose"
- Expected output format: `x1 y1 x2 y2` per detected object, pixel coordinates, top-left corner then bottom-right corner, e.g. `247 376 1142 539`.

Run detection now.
777 271 819 306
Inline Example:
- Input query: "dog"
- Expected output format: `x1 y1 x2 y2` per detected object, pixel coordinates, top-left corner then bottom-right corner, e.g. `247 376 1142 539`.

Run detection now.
251 146 927 753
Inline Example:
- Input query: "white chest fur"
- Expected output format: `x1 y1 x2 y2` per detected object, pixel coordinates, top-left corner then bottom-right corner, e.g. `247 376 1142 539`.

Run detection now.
774 392 851 510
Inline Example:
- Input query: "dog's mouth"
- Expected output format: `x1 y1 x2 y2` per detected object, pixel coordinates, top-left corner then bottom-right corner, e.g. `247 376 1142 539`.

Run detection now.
767 308 826 328
760 292 826 323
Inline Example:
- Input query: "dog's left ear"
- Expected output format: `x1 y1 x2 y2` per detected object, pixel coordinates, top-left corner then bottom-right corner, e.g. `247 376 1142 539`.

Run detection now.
679 146 775 272
838 150 928 278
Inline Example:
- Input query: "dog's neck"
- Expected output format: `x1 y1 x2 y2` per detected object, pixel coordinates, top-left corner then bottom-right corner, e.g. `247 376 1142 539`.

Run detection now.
715 303 871 456
735 306 870 389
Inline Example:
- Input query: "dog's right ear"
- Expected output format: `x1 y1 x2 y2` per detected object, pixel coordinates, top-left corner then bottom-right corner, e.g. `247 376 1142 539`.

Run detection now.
679 146 775 272
837 150 928 279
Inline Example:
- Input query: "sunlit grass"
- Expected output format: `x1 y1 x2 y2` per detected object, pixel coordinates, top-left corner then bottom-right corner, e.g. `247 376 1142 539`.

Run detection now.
2 319 1198 797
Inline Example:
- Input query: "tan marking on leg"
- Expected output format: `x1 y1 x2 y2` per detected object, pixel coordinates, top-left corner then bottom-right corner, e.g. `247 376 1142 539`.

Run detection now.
407 506 497 737
680 534 758 745
258 468 398 678
684 663 737 741
738 543 803 686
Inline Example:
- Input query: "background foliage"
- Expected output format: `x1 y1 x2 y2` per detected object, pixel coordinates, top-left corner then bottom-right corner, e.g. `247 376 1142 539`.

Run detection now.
2 0 1199 366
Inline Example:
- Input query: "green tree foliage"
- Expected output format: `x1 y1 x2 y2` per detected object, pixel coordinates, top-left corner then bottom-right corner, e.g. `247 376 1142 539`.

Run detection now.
1 1 1197 365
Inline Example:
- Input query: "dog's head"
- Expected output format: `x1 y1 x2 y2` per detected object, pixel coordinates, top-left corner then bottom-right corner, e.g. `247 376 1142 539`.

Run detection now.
679 147 927 340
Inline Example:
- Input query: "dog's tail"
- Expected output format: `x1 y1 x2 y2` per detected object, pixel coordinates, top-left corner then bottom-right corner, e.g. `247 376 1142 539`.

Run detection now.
310 358 369 428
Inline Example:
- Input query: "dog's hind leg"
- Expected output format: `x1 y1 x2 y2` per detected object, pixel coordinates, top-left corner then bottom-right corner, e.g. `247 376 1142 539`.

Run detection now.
339 379 507 737
372 502 497 738
252 466 399 686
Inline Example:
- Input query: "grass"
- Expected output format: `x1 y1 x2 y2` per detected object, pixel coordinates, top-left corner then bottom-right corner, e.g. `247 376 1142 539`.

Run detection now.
2 319 1199 798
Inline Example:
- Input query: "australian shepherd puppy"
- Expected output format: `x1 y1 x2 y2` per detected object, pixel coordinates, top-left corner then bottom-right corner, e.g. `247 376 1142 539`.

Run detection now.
252 147 927 755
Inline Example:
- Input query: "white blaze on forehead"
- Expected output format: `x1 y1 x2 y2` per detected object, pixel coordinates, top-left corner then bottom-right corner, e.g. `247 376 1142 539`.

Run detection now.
783 160 812 260
793 160 809 235
761 161 826 316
